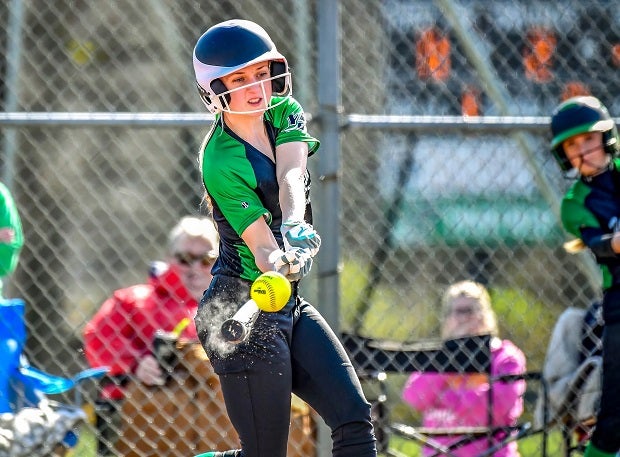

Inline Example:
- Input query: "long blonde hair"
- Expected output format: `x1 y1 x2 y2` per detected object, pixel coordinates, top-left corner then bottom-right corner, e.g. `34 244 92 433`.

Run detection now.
440 280 498 339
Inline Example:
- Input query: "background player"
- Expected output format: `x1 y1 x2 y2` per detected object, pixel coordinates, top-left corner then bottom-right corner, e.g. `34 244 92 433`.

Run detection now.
549 95 620 457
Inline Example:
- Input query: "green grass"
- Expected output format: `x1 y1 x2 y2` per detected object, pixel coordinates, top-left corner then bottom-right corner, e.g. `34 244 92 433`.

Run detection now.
71 422 566 457
385 428 565 457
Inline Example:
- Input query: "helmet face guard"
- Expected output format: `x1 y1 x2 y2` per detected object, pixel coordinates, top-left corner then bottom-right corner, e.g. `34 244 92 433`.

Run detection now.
550 96 619 171
193 20 292 114
204 70 291 115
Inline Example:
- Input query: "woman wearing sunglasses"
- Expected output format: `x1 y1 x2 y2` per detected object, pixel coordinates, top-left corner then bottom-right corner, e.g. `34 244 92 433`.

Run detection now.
83 216 222 455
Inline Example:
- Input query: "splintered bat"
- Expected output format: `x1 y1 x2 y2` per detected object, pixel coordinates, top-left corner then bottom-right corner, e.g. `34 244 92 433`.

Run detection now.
220 298 260 344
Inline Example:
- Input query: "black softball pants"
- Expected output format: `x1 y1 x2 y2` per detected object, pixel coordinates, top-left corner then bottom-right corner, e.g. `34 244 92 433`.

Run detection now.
195 274 377 457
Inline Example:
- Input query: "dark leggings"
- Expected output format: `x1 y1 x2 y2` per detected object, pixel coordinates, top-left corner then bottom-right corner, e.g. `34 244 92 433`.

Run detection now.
194 275 377 457
590 287 620 452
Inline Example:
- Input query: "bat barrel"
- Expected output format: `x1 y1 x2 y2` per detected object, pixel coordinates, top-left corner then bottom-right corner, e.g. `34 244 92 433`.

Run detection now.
220 299 260 344
221 318 248 343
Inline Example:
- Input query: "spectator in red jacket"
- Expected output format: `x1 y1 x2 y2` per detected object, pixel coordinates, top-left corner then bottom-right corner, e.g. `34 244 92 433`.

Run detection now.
83 215 218 455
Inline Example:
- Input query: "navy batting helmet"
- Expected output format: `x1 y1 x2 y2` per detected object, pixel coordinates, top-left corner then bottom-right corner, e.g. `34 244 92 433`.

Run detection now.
192 20 291 114
550 96 619 171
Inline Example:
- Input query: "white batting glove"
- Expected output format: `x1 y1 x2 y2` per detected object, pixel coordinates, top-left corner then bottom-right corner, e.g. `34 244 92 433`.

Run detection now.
135 354 165 386
269 247 313 281
281 221 321 257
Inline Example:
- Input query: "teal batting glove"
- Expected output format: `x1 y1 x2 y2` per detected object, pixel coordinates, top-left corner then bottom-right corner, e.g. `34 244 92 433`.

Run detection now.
282 221 321 256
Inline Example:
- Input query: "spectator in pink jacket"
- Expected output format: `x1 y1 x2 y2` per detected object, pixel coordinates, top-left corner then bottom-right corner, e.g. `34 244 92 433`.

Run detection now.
402 280 527 457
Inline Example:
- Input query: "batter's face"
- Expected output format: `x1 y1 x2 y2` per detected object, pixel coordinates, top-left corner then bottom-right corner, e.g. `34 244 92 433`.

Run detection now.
563 131 608 177
220 61 272 115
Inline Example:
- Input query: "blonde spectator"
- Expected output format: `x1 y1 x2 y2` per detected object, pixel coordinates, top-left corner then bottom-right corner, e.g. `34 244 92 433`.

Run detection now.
402 281 527 457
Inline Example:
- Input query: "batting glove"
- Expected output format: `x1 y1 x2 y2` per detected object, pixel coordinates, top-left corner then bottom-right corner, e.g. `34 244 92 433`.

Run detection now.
270 247 313 281
282 220 321 257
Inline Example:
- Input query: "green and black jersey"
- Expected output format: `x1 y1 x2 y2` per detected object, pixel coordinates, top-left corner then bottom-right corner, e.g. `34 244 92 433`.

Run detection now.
561 158 620 290
200 96 319 282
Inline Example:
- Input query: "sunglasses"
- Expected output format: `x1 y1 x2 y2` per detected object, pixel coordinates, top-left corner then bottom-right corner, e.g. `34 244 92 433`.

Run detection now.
446 306 477 317
174 252 216 267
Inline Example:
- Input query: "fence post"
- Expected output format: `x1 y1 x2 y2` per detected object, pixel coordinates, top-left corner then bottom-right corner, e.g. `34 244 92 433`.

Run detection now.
316 0 341 456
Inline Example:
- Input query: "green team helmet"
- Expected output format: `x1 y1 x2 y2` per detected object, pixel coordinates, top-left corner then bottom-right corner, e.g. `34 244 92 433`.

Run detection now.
550 95 619 171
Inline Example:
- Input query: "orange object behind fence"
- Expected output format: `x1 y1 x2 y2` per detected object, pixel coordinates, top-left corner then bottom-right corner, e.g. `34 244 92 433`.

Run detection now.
523 27 557 83
415 27 451 82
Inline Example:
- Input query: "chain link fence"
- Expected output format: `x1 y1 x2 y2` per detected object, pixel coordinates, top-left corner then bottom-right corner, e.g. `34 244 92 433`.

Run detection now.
1 0 619 456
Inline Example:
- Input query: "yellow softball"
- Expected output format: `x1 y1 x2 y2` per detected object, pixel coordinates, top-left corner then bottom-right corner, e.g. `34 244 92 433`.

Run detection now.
250 271 292 312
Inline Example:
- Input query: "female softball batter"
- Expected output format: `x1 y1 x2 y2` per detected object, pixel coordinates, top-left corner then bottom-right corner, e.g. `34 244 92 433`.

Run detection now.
191 20 377 457
550 95 620 457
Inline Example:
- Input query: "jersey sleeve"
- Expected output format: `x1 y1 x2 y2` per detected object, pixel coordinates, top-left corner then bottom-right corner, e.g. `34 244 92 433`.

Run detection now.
561 186 600 240
204 153 270 237
270 97 320 156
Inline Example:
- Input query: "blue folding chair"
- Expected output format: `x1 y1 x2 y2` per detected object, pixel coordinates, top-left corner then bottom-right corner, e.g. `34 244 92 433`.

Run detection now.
0 298 108 454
